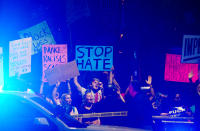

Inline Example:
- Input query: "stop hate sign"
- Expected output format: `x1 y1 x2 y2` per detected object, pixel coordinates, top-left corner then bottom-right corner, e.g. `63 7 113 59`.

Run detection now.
76 45 113 71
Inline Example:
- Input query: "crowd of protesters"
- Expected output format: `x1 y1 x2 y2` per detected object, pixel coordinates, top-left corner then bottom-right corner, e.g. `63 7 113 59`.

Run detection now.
5 67 200 130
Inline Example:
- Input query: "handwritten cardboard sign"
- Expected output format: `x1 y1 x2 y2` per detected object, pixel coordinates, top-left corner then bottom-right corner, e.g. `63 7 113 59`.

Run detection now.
9 38 32 77
45 60 80 85
76 45 113 71
165 54 198 83
42 44 67 82
182 35 200 63
18 21 56 55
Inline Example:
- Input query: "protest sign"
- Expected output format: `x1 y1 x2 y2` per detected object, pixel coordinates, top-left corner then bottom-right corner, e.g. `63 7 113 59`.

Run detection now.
42 44 67 82
165 54 198 83
0 47 3 87
44 66 59 86
9 38 32 77
182 35 200 63
45 60 80 86
76 45 113 71
18 21 56 55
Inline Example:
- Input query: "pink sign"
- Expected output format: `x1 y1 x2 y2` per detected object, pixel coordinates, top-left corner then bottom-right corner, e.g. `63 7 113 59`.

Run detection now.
164 54 198 83
42 44 67 81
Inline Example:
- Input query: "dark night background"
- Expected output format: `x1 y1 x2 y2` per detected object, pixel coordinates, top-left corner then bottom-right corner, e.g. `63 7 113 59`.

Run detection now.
0 0 200 95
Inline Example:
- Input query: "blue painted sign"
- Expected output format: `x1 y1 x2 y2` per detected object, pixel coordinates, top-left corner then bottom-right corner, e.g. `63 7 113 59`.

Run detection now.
18 21 56 55
76 45 113 71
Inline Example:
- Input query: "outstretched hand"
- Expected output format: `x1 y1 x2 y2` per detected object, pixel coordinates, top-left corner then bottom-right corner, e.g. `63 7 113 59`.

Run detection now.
116 88 121 95
98 82 103 89
111 65 114 71
130 75 134 82
145 75 152 85
188 71 194 79
74 76 78 81
103 71 109 75
56 81 61 87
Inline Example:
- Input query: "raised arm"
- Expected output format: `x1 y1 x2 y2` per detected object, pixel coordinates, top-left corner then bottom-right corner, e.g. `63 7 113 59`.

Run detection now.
108 71 113 85
74 76 83 92
150 86 155 97
113 78 120 89
52 81 61 105
188 70 199 90
188 71 194 83
116 88 125 103
67 80 72 94
108 66 119 87
146 75 155 96
125 86 130 96
40 81 44 95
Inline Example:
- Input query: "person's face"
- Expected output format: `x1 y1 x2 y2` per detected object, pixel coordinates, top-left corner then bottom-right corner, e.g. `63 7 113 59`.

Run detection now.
174 94 180 101
86 93 93 104
64 95 72 105
92 80 99 90
176 94 180 98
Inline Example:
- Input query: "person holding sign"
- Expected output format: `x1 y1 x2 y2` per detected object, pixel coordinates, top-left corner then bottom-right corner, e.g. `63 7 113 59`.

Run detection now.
39 81 54 104
52 81 62 105
144 75 155 102
78 90 100 125
59 93 79 116
74 76 103 103
52 80 72 105
103 66 125 103
55 93 84 128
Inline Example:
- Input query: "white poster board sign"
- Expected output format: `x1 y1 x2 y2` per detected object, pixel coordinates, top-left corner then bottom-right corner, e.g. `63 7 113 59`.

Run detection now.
9 38 32 77
45 60 80 86
182 35 200 63
18 21 56 55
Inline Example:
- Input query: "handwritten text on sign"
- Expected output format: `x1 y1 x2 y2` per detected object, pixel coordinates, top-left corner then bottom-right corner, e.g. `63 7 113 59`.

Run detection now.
76 45 113 71
18 21 56 55
42 44 67 81
165 54 198 83
9 38 32 77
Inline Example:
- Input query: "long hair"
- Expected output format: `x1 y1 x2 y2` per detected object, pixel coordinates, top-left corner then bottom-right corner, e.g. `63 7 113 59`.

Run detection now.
61 93 71 104
88 78 100 88
82 90 92 106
